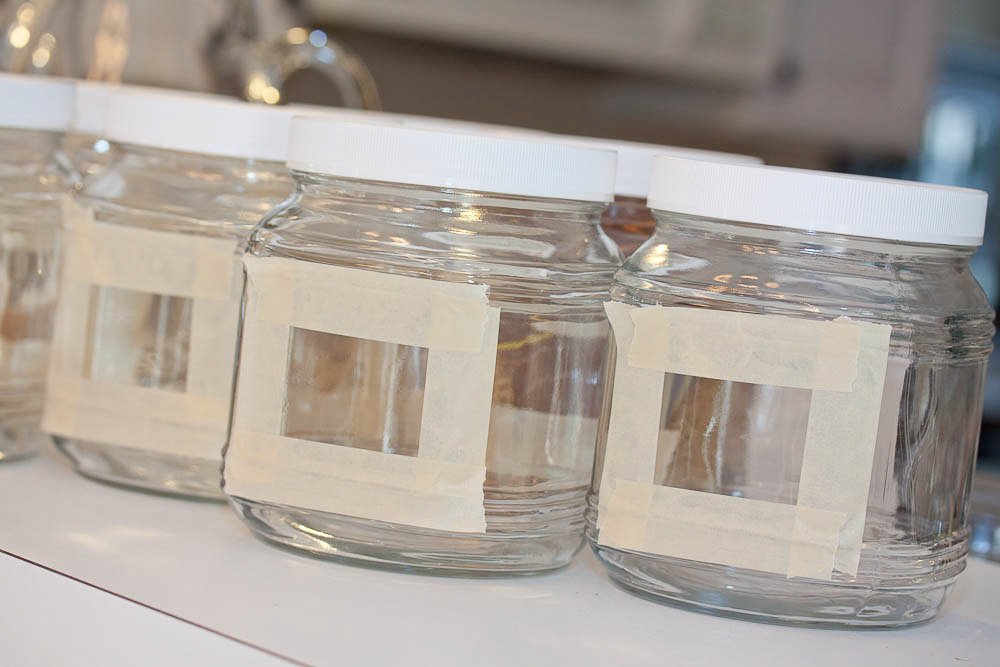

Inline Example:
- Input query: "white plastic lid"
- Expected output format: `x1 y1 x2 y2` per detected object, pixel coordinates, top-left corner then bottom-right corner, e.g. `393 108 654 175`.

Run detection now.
104 87 295 161
72 81 116 135
647 157 989 247
0 73 73 132
289 104 546 137
559 135 761 198
287 116 617 203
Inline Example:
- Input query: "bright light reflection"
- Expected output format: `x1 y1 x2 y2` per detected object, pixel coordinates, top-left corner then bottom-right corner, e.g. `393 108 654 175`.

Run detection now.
261 86 280 105
9 24 29 48
646 242 669 266
458 207 482 222
286 27 308 45
309 30 327 47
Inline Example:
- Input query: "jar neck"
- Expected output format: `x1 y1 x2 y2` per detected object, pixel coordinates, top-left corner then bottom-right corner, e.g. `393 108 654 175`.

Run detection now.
290 170 609 227
651 212 977 267
108 142 287 184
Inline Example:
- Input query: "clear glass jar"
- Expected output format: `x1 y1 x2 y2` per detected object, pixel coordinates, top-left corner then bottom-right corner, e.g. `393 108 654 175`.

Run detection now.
223 119 620 574
0 75 74 462
588 157 994 626
44 87 294 497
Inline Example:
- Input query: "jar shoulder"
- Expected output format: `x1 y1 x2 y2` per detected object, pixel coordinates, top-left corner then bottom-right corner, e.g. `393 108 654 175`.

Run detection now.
79 150 293 236
619 230 995 357
255 196 622 296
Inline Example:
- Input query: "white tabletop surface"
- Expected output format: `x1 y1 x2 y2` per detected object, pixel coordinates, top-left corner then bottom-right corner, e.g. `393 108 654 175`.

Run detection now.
2 445 999 666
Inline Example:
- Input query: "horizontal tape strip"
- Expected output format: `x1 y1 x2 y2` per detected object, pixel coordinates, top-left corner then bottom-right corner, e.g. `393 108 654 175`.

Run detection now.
627 306 861 391
599 480 846 580
42 376 230 460
224 430 487 534
244 255 491 353
63 208 238 301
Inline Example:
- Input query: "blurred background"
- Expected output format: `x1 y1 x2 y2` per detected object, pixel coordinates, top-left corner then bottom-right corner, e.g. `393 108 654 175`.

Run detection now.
2 0 999 554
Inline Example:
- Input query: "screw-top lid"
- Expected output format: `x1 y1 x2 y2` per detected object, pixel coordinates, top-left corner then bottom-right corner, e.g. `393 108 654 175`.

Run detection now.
72 80 116 136
104 87 295 161
287 116 617 203
648 157 989 246
559 135 761 199
290 104 547 137
0 73 73 132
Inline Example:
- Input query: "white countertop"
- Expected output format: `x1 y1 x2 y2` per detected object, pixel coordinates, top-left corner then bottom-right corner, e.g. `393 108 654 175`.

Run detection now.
2 445 999 666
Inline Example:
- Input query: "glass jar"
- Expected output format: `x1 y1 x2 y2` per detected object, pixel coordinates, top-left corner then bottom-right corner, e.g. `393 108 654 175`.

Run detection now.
43 87 295 497
0 74 73 462
223 118 620 574
588 157 994 626
559 137 760 256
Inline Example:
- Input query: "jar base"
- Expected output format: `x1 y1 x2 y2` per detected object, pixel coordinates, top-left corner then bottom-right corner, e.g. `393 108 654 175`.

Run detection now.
0 410 50 462
54 437 224 499
229 495 583 577
590 540 957 628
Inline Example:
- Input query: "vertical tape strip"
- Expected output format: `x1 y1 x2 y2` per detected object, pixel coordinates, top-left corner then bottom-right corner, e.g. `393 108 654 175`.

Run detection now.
597 302 891 580
42 199 243 461
225 256 501 534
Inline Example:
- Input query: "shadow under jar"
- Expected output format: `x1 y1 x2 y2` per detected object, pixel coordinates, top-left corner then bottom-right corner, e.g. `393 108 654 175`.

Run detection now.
223 118 620 574
44 87 294 498
587 157 994 626
0 74 74 462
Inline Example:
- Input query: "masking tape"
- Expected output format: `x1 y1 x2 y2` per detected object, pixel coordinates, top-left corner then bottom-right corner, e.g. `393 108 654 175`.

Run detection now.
601 480 846 580
62 202 237 302
247 256 491 353
597 302 892 580
628 306 861 391
227 257 502 534
797 321 892 574
42 199 243 462
224 430 487 533
44 376 230 458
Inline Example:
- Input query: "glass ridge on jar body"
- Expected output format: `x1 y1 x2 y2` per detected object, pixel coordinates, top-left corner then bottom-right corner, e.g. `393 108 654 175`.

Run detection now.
0 74 74 462
44 87 295 498
588 157 993 626
223 119 620 574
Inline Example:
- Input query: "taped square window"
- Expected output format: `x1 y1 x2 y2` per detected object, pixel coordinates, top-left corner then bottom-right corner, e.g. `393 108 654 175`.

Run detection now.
225 256 502 534
598 302 892 580
284 328 427 457
84 286 193 392
654 374 812 505
42 199 243 460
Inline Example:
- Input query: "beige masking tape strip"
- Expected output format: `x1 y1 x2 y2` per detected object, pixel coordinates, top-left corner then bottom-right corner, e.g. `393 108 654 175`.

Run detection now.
597 301 666 522
628 306 861 391
43 376 230 459
244 255 490 353
601 481 846 580
225 430 487 533
797 321 892 575
228 258 501 534
417 305 501 464
185 261 244 398
597 301 891 580
63 202 238 302
42 198 244 461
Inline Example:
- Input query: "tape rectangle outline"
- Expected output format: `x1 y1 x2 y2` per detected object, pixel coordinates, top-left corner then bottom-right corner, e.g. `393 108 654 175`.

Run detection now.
226 256 501 534
597 302 891 580
42 200 243 461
